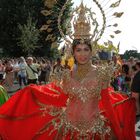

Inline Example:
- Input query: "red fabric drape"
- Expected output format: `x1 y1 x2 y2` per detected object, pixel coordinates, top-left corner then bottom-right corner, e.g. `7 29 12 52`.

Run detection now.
0 84 136 140
99 88 136 140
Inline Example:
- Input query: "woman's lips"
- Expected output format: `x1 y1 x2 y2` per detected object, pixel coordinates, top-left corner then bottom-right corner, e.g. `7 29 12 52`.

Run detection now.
79 58 88 61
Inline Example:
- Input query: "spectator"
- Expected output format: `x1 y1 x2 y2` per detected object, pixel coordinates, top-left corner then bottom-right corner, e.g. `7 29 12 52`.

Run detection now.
0 60 5 85
53 58 64 73
38 59 51 84
131 61 140 116
4 60 14 91
26 57 40 85
17 57 27 89
121 64 131 93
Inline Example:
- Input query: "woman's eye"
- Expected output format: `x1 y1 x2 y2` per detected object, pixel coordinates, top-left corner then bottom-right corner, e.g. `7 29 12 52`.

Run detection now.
75 49 81 52
84 48 90 51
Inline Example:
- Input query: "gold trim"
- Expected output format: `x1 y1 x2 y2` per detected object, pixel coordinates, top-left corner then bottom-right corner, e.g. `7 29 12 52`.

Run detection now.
0 111 42 121
31 87 62 108
31 91 47 108
0 87 62 121
47 86 61 94
33 118 58 140
0 90 47 121
113 97 135 107
100 97 134 114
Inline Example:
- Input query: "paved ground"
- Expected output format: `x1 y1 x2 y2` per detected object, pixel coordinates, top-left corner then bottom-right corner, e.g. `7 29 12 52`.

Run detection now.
6 83 21 95
4 82 140 140
136 116 140 140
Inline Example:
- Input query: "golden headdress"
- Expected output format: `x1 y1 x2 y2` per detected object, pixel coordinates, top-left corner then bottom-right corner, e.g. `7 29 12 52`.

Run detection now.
57 0 123 48
42 0 123 57
73 1 91 40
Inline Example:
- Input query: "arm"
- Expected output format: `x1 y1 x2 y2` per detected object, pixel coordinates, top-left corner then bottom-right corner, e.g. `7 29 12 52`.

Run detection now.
97 64 114 90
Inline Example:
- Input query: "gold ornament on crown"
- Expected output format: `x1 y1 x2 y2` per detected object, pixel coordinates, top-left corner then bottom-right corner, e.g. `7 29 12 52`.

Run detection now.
73 2 91 40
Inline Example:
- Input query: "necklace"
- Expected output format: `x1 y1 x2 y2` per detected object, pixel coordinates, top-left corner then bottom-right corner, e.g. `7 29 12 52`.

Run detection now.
75 62 92 82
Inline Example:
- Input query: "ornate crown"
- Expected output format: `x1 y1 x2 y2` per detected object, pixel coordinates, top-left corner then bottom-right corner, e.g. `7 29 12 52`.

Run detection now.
41 0 123 57
57 0 123 49
73 2 91 40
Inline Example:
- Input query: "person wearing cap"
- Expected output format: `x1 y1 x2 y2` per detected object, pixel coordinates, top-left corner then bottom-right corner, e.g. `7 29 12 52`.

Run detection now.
26 57 40 85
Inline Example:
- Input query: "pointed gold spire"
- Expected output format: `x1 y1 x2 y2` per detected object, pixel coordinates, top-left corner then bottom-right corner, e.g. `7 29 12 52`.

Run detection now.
73 1 91 39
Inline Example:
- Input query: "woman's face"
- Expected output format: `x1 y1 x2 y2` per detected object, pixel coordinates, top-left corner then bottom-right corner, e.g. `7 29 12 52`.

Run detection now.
73 44 92 65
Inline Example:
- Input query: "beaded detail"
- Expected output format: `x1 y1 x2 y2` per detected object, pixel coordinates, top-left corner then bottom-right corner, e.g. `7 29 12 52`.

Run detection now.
36 105 111 140
35 64 114 139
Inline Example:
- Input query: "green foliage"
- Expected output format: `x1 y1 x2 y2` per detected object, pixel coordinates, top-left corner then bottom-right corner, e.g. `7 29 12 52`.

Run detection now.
42 0 73 44
18 16 40 55
123 50 140 60
93 43 119 54
0 0 73 57
52 0 73 42
0 0 43 57
50 48 61 59
35 0 73 57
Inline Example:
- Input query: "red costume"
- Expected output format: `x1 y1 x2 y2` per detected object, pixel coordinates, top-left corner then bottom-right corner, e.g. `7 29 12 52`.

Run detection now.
0 83 136 140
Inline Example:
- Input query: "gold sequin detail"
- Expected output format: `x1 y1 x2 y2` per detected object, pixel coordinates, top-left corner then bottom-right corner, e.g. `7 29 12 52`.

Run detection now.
44 64 114 139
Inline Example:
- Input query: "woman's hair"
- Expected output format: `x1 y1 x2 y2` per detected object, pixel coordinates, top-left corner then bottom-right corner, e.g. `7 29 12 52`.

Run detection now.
132 65 137 71
122 64 129 75
72 39 92 52
136 61 140 68
20 57 26 63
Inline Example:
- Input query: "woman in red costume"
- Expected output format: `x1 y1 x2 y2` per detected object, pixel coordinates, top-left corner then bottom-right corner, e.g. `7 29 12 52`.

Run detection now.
0 0 136 139
0 38 136 140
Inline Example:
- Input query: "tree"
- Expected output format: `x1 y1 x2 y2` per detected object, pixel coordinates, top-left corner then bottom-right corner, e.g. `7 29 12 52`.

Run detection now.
18 16 40 56
39 0 73 58
0 0 43 57
0 0 73 57
123 50 140 60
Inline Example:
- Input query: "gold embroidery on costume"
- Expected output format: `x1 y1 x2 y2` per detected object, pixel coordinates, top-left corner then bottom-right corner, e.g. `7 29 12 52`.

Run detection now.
33 108 111 140
0 0 124 139
62 64 113 103
97 63 114 89
19 0 124 138
49 68 71 88
74 63 91 82
0 111 41 121
112 97 134 107
32 65 113 139
19 57 115 140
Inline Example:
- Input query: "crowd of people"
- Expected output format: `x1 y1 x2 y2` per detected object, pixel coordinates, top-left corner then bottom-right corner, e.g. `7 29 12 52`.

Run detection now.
0 56 140 104
110 56 140 117
110 56 138 94
0 57 52 91
0 55 140 117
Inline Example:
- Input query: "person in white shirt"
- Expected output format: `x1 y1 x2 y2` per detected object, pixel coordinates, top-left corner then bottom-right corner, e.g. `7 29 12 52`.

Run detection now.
17 57 27 89
26 57 40 85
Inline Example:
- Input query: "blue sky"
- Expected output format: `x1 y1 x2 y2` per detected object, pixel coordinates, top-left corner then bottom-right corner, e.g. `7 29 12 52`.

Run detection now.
72 0 140 53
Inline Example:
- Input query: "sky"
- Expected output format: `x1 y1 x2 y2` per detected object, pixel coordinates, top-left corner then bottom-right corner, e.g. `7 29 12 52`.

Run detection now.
72 0 140 54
